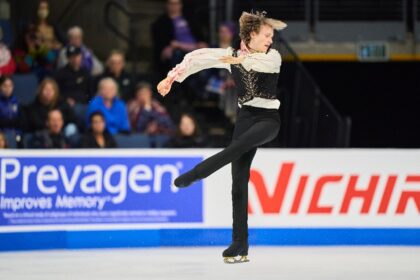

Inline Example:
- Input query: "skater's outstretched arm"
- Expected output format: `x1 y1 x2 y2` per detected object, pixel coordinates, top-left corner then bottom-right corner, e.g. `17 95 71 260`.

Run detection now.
157 47 241 96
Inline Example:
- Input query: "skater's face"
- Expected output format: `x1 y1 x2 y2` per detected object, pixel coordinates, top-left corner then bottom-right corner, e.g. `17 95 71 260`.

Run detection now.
249 24 273 53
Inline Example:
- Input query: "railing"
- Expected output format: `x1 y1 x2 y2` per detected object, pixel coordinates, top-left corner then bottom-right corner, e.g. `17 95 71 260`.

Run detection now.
234 0 411 41
314 0 407 41
234 0 309 20
104 0 146 73
56 0 85 26
275 35 351 147
317 0 406 21
415 0 420 40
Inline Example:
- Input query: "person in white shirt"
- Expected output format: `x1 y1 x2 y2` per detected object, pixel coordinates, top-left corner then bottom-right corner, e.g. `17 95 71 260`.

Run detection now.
157 11 287 264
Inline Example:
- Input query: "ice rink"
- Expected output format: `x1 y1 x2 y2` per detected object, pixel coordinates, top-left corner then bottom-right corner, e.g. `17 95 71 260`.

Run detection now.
1 246 420 280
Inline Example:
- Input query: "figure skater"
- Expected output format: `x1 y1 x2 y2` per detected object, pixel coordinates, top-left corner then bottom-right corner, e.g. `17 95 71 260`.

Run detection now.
157 11 287 264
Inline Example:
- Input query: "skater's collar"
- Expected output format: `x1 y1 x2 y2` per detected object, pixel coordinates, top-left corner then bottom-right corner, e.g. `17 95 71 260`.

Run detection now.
239 40 269 55
240 41 265 55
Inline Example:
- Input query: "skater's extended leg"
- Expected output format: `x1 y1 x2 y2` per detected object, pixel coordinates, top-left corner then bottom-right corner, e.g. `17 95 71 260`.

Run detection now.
174 119 279 187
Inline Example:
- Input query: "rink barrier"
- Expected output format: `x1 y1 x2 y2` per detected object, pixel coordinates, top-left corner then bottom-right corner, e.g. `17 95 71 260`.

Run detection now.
1 228 420 251
1 149 420 251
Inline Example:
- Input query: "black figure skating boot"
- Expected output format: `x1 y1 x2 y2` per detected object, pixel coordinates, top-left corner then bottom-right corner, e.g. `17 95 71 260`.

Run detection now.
222 240 249 264
174 169 198 188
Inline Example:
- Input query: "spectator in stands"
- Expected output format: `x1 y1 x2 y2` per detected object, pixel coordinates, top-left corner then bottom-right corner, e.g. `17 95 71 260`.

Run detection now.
81 111 117 148
127 82 174 136
204 22 237 121
87 77 130 135
166 113 205 147
57 26 104 76
96 50 134 101
30 109 71 148
151 0 207 77
21 0 65 78
0 132 7 149
53 45 92 127
0 76 23 137
0 43 16 76
26 78 77 135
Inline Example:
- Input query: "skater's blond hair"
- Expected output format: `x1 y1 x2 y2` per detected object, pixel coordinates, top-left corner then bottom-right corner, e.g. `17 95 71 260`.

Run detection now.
239 11 287 46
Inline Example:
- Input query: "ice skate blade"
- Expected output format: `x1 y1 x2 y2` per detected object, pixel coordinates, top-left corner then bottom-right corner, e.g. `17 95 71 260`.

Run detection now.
223 256 249 264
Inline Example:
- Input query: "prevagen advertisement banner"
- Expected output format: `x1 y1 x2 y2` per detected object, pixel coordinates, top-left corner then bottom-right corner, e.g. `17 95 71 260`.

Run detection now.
0 151 203 226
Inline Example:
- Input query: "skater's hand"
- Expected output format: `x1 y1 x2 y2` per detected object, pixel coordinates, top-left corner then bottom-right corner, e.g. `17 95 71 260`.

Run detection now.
157 77 172 97
219 55 246 65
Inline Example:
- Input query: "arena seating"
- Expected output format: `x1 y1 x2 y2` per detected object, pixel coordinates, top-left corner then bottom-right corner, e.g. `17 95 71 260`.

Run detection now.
12 73 38 105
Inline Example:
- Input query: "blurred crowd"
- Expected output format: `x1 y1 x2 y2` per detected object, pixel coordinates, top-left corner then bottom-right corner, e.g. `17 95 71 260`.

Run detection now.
0 0 239 149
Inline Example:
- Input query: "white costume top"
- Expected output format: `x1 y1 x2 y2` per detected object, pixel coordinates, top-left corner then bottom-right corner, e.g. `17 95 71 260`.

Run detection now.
167 47 282 109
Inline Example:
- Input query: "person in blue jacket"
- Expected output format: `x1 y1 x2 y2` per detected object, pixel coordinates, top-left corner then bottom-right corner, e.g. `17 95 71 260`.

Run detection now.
86 77 130 135
0 76 23 138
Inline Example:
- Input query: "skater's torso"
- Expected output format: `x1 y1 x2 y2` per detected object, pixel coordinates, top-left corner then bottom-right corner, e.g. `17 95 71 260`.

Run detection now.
231 48 281 109
167 46 282 109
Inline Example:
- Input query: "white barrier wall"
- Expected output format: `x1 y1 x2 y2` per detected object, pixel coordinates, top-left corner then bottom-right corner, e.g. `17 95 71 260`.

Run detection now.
0 149 419 250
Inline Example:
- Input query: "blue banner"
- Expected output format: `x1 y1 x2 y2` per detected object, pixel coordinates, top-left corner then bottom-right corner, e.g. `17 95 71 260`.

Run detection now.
0 156 203 225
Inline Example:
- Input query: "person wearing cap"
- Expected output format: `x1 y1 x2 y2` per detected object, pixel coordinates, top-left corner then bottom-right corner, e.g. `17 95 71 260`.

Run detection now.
57 26 104 76
53 45 93 128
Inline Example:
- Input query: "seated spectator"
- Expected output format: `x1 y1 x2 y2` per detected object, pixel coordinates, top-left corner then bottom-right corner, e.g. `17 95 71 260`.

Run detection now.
57 26 104 76
87 77 130 135
30 109 71 148
151 0 207 77
0 43 16 76
81 111 116 148
53 45 92 127
54 46 92 105
0 132 8 149
204 22 237 121
96 50 134 101
26 78 78 135
0 76 23 138
20 0 65 78
127 82 174 136
166 113 205 148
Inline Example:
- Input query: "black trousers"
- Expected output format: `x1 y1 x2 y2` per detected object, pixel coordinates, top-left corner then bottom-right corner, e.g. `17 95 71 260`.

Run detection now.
193 105 281 242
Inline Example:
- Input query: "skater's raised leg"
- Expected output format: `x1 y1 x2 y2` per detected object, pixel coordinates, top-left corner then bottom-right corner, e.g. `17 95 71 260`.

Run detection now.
174 118 279 187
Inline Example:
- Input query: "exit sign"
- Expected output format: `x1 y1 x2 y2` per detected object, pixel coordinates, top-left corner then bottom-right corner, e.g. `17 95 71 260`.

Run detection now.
357 42 389 62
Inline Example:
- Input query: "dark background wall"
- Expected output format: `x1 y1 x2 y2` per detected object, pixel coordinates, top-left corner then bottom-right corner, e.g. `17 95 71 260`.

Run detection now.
304 62 420 147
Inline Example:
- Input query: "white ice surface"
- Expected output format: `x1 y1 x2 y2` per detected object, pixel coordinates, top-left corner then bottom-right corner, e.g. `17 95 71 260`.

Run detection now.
1 246 420 280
